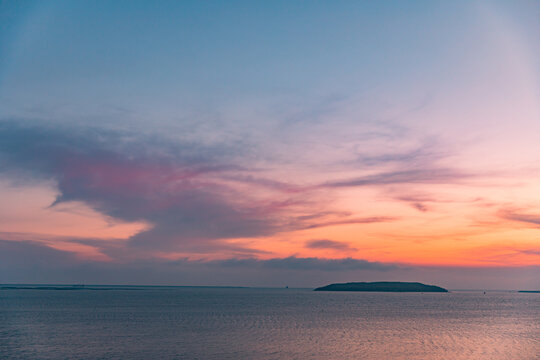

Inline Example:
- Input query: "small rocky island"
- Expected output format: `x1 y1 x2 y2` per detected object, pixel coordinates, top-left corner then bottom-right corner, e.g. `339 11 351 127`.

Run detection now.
314 281 448 292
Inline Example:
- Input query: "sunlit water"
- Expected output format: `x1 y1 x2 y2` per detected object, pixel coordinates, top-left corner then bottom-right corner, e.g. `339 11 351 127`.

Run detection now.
1 287 538 359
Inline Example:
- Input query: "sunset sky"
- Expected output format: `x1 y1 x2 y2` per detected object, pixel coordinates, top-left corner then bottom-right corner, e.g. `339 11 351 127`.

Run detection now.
1 1 539 289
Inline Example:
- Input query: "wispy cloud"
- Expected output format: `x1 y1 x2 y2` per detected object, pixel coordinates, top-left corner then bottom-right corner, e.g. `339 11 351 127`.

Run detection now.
354 139 447 168
324 168 471 188
299 217 395 230
305 239 356 251
498 208 540 227
519 249 540 256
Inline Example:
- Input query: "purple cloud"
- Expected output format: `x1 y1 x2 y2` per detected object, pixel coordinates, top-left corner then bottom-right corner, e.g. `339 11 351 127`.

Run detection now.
305 239 356 251
0 120 394 255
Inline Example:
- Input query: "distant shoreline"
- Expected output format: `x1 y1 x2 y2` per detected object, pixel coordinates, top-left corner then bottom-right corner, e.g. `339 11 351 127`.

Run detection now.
315 281 448 292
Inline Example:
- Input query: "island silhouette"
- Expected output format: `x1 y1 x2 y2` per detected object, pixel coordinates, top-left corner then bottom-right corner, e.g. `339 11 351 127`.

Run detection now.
314 281 448 292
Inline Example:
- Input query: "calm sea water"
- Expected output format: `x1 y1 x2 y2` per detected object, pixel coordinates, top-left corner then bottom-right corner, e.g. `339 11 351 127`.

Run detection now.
0 287 538 359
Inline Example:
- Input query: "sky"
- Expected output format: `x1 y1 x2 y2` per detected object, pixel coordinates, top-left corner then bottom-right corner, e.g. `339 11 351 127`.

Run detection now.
0 0 539 289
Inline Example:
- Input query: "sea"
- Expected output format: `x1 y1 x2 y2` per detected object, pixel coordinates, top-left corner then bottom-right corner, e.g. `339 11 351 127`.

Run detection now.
0 286 538 359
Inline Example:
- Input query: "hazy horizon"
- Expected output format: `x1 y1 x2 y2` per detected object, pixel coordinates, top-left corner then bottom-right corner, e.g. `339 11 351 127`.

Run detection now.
1 283 536 292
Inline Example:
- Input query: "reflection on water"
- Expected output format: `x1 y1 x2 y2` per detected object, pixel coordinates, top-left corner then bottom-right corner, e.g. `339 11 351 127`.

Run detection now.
1 287 539 359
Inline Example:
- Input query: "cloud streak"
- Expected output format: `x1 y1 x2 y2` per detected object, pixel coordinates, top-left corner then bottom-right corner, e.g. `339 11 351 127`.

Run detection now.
305 239 356 251
324 168 472 188
499 208 540 227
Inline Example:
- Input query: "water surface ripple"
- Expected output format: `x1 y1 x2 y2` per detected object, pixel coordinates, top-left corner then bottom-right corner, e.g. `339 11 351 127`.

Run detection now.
0 287 538 359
